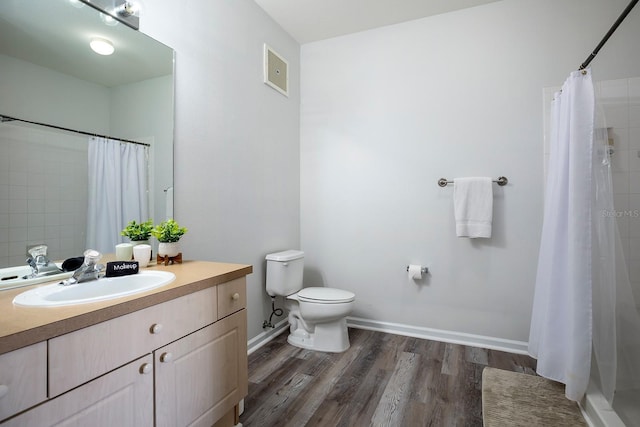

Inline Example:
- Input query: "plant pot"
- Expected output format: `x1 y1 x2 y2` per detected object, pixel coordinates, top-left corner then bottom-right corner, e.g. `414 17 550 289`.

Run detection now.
158 241 180 257
130 240 151 260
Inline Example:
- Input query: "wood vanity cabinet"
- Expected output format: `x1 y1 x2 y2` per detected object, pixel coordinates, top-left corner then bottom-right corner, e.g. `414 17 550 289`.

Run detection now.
0 275 248 427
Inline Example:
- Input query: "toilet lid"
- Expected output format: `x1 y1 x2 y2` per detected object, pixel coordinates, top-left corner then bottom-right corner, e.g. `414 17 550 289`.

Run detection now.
297 287 355 303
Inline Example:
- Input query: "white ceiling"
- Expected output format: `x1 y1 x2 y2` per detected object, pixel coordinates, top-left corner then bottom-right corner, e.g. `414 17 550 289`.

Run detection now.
254 0 501 44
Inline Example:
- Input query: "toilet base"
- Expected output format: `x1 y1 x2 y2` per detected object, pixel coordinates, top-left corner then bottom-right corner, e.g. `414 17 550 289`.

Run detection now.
287 318 350 353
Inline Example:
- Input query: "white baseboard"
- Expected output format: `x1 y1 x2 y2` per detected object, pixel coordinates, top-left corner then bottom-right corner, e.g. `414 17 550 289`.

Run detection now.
346 316 529 354
247 319 289 355
247 317 529 354
247 316 528 355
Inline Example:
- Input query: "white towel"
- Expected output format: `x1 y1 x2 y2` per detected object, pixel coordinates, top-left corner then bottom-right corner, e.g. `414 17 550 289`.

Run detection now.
453 177 493 238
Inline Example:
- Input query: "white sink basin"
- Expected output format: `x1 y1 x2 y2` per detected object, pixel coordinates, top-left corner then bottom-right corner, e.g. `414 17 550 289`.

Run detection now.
0 264 72 291
13 270 176 307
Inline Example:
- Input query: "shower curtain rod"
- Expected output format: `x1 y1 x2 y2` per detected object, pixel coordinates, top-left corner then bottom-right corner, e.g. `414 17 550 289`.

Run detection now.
578 0 639 70
0 114 150 147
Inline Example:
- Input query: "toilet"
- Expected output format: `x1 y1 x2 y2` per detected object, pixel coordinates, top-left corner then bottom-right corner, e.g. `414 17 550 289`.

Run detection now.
265 250 355 352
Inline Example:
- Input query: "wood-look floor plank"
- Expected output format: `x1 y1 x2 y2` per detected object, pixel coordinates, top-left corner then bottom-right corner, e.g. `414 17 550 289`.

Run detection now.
241 372 315 426
487 349 536 375
241 328 537 427
402 400 430 427
441 343 465 376
302 330 390 426
466 346 489 365
337 367 390 427
245 354 304 400
371 352 420 426
248 337 303 383
279 330 375 426
371 332 408 371
409 356 443 405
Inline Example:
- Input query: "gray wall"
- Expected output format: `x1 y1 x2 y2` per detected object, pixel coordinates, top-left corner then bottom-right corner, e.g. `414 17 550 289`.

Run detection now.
141 0 640 345
141 0 301 340
299 0 640 343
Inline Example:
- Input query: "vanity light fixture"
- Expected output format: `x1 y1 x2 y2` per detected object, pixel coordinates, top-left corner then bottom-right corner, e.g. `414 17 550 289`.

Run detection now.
90 38 115 55
113 1 139 17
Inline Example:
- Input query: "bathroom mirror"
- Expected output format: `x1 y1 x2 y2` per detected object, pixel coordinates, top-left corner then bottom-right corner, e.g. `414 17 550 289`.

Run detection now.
0 0 174 268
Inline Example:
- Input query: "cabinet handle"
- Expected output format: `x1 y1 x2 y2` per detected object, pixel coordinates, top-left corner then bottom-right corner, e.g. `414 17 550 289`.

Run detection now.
232 292 240 301
150 323 163 334
160 352 173 363
0 384 8 399
139 363 153 375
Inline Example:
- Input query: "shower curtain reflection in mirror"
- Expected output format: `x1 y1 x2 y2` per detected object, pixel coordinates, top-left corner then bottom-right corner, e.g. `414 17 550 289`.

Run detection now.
86 137 149 254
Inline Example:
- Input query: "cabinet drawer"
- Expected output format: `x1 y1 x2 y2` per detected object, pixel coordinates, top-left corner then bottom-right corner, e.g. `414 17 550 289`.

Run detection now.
49 286 218 397
217 277 246 319
0 342 47 422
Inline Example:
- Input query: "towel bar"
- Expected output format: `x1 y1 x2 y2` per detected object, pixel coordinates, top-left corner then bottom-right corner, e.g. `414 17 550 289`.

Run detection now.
437 176 508 187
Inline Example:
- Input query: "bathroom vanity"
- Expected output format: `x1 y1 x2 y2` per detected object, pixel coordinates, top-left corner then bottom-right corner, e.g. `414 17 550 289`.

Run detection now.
0 260 252 427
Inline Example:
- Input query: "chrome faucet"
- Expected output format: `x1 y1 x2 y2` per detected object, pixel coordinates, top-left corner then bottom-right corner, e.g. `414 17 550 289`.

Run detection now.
25 245 63 278
60 250 105 286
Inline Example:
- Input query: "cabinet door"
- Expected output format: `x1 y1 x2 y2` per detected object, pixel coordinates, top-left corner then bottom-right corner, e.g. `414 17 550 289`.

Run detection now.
2 355 153 427
155 309 247 427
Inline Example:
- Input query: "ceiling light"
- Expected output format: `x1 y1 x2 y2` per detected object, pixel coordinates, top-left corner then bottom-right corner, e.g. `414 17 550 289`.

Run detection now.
90 38 115 56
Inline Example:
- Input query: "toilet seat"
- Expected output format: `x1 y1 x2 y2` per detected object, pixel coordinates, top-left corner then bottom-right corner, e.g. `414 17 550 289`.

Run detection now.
297 287 355 304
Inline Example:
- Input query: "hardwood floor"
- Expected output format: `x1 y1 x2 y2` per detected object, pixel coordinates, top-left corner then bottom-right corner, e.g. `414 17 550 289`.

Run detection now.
240 328 536 427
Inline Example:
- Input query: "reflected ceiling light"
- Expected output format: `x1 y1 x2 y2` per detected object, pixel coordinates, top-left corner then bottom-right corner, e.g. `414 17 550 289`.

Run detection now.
90 38 115 55
99 13 119 26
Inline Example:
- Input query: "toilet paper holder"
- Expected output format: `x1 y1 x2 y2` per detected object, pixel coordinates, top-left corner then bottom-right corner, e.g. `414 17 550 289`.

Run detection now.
406 265 429 274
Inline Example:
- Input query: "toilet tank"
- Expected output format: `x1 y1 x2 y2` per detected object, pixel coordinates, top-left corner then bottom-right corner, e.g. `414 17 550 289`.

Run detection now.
265 250 304 297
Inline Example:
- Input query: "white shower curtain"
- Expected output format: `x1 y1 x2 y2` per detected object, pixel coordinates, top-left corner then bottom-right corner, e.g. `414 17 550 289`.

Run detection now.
86 137 149 254
529 69 595 401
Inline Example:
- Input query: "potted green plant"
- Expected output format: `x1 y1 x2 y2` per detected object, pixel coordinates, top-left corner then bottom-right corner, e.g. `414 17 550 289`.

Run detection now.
121 219 154 244
151 219 187 257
